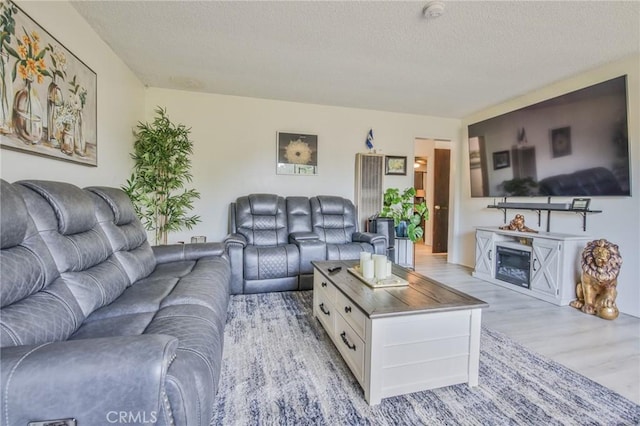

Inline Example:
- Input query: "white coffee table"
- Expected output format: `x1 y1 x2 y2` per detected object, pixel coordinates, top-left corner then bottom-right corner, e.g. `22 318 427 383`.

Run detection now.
312 260 488 405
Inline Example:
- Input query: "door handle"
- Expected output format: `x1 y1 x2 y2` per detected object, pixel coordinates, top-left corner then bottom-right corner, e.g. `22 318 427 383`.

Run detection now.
434 205 441 210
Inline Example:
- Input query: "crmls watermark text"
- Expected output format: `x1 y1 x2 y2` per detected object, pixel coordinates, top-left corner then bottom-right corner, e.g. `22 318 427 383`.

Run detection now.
106 411 157 424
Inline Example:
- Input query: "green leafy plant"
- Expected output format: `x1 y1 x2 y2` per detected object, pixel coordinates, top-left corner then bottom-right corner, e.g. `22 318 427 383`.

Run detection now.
380 187 429 243
123 107 200 245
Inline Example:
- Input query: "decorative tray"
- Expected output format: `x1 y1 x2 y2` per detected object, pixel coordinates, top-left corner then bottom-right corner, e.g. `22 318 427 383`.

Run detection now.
347 266 409 289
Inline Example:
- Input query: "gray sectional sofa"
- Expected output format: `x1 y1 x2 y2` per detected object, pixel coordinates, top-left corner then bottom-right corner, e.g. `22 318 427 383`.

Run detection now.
0 179 230 426
225 194 387 294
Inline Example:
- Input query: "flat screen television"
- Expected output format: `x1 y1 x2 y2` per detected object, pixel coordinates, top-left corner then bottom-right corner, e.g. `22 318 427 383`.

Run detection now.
468 75 630 197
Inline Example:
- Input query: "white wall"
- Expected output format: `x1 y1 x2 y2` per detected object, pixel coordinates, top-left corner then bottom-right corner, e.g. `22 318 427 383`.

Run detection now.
452 55 640 317
144 88 460 244
0 1 145 186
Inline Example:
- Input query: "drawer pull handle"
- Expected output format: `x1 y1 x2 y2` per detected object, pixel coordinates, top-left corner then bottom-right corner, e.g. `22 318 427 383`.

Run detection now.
319 303 330 316
321 282 327 287
340 331 356 351
344 306 352 313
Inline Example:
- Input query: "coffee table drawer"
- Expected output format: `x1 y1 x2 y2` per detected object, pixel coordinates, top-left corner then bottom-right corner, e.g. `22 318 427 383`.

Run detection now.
314 287 335 333
314 271 336 303
336 291 366 339
335 313 365 384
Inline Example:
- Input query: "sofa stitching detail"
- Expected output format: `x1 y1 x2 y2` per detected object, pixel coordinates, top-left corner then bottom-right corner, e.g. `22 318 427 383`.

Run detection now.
4 342 51 426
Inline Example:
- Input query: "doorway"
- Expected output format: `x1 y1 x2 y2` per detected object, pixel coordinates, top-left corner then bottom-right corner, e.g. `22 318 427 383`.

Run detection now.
414 138 451 256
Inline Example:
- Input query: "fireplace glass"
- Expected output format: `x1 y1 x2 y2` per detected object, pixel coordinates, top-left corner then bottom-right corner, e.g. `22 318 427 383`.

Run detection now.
495 245 531 288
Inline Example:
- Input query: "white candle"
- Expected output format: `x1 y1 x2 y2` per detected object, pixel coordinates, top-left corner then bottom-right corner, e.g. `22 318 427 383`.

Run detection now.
360 251 372 271
373 254 387 279
362 259 374 279
387 260 392 277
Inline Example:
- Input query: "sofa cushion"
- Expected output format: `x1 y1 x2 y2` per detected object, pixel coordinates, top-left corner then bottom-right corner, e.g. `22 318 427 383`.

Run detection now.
286 196 312 233
0 180 28 249
326 242 373 260
87 187 156 284
234 194 288 246
19 180 96 236
310 196 358 244
16 181 129 318
0 180 84 347
243 244 299 280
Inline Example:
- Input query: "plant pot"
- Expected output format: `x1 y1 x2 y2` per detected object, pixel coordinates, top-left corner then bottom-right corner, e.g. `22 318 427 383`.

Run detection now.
395 221 408 238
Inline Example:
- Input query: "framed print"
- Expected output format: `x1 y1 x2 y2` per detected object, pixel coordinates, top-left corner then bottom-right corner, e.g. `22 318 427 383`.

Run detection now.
571 198 591 210
276 132 317 175
0 1 97 166
492 150 510 170
550 126 571 158
384 155 407 175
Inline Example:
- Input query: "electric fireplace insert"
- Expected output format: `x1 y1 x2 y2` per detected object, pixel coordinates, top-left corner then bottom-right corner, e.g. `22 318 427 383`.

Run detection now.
495 244 531 288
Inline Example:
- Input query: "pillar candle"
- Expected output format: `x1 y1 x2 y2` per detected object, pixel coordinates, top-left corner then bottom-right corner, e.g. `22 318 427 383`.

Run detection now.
373 254 387 279
362 259 374 279
360 252 372 271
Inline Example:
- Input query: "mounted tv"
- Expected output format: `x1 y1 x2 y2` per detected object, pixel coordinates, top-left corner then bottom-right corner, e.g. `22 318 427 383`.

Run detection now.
468 75 630 198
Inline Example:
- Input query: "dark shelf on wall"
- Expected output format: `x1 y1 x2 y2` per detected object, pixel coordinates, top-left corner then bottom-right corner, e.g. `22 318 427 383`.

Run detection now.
487 199 602 232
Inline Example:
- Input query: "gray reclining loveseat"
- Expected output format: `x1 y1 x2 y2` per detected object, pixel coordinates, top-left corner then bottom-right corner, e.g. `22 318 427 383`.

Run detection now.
224 194 387 294
0 179 230 426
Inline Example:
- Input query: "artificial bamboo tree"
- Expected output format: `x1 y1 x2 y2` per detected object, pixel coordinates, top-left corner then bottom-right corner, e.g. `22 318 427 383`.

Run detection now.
123 107 200 245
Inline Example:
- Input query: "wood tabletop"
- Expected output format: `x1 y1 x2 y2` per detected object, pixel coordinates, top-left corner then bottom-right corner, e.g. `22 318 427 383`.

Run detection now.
312 260 488 319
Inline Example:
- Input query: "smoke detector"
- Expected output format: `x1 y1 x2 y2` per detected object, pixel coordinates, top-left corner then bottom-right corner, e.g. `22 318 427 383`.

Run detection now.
423 1 445 19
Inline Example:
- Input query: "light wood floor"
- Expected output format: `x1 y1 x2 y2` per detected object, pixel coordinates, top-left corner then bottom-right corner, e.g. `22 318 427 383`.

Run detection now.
414 244 640 404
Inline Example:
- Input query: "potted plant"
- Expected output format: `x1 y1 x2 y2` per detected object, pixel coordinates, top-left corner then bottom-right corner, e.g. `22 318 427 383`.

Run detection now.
380 187 429 243
123 107 200 245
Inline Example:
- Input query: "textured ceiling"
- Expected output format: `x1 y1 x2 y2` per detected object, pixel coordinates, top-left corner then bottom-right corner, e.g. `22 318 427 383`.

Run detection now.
70 1 640 118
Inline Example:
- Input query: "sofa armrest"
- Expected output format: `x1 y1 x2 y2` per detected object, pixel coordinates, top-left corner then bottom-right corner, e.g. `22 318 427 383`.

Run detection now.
289 232 320 243
223 233 247 294
223 232 247 248
1 335 177 426
289 234 326 275
353 232 388 256
153 242 225 264
353 231 387 245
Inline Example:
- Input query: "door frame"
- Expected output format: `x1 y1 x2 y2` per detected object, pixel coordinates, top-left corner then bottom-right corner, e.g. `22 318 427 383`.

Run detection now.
414 138 454 258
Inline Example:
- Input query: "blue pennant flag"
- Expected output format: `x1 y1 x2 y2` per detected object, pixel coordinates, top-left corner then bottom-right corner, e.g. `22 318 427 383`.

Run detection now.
366 129 374 150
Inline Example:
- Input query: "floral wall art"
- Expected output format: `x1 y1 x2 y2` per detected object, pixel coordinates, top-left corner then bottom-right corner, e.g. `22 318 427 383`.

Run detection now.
276 132 317 175
0 1 97 166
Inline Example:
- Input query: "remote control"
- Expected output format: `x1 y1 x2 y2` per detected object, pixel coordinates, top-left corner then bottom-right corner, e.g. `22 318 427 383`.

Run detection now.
328 266 342 274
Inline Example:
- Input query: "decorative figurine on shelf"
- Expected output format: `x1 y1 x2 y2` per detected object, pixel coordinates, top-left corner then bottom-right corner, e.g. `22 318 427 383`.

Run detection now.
570 239 622 320
499 214 538 233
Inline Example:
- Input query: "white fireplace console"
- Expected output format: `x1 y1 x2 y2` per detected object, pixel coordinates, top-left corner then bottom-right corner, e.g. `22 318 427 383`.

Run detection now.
472 227 590 305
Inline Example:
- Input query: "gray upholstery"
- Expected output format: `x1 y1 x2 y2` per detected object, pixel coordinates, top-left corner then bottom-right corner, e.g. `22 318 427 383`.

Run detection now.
225 194 387 293
310 196 387 260
0 179 231 426
226 194 300 294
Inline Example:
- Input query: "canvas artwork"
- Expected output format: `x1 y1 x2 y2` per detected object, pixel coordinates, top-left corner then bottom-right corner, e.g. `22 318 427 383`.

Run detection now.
276 132 318 175
0 1 97 166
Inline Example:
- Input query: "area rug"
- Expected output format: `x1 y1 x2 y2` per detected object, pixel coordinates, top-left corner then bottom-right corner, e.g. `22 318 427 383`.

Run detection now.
212 291 639 425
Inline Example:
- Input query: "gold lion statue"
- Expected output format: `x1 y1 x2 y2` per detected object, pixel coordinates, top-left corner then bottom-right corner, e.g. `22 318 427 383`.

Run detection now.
499 214 538 233
570 239 622 320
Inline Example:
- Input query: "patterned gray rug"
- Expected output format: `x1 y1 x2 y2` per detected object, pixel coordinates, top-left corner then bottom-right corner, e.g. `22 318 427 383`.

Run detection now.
212 291 639 425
